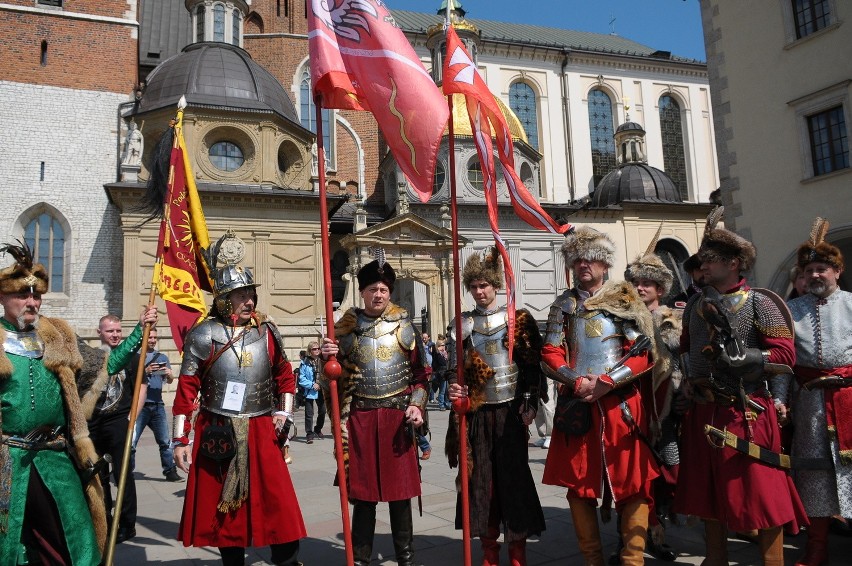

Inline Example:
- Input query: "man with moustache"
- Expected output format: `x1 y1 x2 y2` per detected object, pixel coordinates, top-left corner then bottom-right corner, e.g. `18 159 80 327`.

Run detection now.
541 227 659 566
172 232 305 566
675 208 805 566
785 218 852 566
321 254 428 566
0 241 110 564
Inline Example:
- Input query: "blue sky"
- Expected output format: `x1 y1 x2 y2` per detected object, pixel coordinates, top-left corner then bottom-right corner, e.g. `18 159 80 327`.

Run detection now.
388 0 707 62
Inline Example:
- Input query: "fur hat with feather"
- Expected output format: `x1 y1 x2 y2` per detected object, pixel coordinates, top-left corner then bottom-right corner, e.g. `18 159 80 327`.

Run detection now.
463 247 504 290
797 217 843 271
698 206 756 272
624 224 674 296
0 239 49 295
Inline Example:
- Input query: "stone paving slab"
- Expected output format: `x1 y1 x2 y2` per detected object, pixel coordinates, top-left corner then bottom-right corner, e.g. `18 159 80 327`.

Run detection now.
113 395 852 564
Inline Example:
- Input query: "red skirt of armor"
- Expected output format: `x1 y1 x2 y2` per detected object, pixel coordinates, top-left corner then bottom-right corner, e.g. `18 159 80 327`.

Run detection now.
542 387 658 506
178 411 307 548
673 396 807 533
346 407 421 502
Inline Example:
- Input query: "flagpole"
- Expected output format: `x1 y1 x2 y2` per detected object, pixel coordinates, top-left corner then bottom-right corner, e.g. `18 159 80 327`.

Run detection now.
447 93 473 566
315 95 354 566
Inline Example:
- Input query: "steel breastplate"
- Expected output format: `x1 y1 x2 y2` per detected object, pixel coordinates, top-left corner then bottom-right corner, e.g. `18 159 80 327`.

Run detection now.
201 324 275 417
352 314 411 399
567 308 625 375
470 309 518 404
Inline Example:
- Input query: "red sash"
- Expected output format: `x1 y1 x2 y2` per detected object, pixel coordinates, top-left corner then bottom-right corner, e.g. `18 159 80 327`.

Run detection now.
795 364 852 464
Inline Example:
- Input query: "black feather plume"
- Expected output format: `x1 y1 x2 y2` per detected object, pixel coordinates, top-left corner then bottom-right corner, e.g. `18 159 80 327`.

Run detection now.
0 239 35 268
135 124 175 224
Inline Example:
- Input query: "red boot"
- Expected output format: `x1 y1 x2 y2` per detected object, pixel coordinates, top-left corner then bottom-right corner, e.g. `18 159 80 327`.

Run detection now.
508 539 527 566
481 531 501 566
796 517 830 566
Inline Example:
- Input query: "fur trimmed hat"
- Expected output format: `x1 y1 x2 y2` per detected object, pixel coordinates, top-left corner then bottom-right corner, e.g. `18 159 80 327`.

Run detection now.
561 227 616 267
0 240 49 295
462 247 504 290
357 259 396 291
625 253 674 296
797 217 843 271
698 206 757 272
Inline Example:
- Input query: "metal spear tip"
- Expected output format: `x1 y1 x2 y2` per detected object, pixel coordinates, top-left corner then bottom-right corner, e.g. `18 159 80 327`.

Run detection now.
178 95 187 110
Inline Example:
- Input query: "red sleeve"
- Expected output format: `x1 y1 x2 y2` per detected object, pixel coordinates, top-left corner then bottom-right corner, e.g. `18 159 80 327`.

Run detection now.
620 349 653 378
408 344 428 393
762 335 795 366
173 372 201 417
542 342 568 372
268 330 296 396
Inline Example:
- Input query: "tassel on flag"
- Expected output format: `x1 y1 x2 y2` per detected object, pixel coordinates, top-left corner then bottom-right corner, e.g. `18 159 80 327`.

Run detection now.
307 0 449 202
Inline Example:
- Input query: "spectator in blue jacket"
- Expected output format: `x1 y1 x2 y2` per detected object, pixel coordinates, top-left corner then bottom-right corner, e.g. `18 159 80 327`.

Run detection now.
298 341 326 443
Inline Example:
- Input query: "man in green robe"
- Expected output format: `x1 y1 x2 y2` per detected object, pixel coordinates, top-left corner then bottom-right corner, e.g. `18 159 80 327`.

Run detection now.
0 241 155 565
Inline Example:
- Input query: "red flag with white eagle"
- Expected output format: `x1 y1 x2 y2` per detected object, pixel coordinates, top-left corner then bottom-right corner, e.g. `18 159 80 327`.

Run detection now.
307 0 449 202
442 25 572 235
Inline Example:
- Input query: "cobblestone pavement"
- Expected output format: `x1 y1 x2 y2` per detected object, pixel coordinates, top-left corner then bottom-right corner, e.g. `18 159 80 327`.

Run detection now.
115 395 851 564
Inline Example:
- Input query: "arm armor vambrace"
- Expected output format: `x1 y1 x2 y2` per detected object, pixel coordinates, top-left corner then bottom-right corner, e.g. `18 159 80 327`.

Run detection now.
280 392 295 414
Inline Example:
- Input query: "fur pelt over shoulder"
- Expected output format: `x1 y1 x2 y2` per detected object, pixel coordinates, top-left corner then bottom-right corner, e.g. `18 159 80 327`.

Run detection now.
649 306 683 433
444 309 542 476
0 316 108 552
322 303 409 495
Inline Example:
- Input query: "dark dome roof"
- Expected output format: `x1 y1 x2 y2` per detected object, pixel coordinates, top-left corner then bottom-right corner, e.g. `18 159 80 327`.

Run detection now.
615 121 645 134
591 163 683 206
137 42 299 124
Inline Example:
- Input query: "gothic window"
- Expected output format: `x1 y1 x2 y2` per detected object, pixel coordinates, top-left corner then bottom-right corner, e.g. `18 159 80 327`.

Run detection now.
213 4 226 42
659 95 689 200
209 141 244 172
793 0 831 39
587 89 617 186
24 212 65 293
808 105 849 176
300 66 334 164
509 82 539 150
232 9 241 46
196 6 205 42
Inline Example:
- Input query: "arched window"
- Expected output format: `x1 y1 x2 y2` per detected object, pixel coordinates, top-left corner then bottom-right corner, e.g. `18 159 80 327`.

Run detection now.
196 5 205 42
659 95 688 200
300 66 333 164
509 82 539 150
24 212 65 293
213 4 225 42
232 9 241 46
588 89 617 185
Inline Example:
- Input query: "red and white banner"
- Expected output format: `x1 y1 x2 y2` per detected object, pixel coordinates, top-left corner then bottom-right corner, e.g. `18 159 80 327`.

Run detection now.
308 0 449 202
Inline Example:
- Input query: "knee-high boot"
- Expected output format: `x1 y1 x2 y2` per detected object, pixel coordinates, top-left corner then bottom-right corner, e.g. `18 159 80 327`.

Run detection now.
796 516 830 566
389 499 415 566
568 497 605 566
758 526 784 566
619 498 649 566
508 538 527 566
352 501 377 566
701 520 729 566
481 525 501 566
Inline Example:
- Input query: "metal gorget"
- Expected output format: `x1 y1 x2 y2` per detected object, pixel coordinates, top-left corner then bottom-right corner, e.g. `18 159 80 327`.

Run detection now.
348 312 413 399
2 328 44 359
468 307 518 404
200 322 276 417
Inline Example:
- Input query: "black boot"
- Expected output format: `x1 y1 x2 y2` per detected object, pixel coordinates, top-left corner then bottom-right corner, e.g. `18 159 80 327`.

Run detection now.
388 499 415 566
608 512 623 565
270 540 301 566
352 500 377 566
219 546 245 566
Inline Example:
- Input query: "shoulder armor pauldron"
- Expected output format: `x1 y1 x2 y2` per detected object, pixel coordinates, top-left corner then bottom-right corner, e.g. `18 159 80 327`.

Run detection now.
396 317 417 351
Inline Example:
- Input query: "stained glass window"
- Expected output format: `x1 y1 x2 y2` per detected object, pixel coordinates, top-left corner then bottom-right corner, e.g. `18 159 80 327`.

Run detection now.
659 95 689 200
300 66 333 164
24 212 64 293
588 89 617 186
509 82 539 150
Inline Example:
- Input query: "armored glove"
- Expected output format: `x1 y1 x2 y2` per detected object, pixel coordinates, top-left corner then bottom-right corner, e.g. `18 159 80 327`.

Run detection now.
713 347 765 381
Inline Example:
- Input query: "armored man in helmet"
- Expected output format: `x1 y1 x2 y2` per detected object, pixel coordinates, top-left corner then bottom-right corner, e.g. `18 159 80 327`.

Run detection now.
675 208 805 566
541 227 659 566
172 232 305 566
446 248 546 566
321 253 428 566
